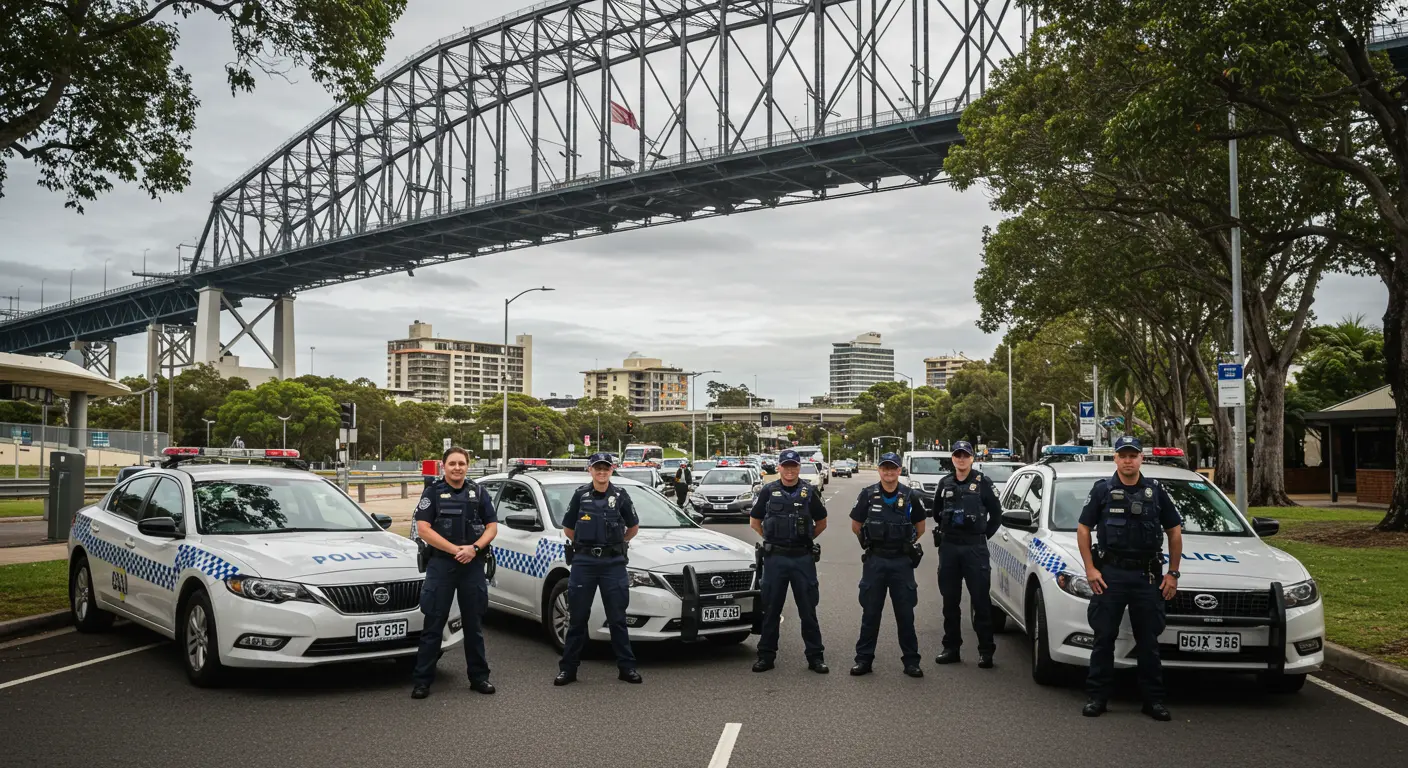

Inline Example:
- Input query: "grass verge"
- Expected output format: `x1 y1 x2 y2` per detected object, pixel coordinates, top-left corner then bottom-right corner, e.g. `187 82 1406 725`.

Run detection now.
1252 506 1408 669
0 560 69 622
0 499 43 518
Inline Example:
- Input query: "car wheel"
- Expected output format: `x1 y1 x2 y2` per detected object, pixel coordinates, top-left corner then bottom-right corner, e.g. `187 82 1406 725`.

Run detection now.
181 590 226 687
1259 672 1307 694
70 556 114 633
707 631 751 645
1029 590 1067 686
543 578 570 653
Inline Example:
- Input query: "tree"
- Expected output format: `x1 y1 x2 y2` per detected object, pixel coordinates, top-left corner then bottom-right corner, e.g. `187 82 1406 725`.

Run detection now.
705 381 754 408
1296 316 1386 407
2 0 406 211
475 394 570 461
213 379 338 459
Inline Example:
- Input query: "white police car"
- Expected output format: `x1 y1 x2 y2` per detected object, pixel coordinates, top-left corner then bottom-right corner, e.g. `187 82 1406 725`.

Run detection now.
66 448 459 686
473 461 760 650
988 451 1325 693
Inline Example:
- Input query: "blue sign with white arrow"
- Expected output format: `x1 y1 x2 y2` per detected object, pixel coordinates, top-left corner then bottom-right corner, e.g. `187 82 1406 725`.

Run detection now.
1079 402 1094 418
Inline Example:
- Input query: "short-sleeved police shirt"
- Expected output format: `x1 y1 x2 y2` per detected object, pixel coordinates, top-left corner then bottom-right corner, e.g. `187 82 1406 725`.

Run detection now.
1077 475 1181 531
848 483 924 525
414 479 499 529
562 483 640 530
749 480 829 521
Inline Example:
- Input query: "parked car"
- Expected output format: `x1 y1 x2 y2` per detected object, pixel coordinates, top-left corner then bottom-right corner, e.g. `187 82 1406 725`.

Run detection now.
689 468 764 519
615 466 666 493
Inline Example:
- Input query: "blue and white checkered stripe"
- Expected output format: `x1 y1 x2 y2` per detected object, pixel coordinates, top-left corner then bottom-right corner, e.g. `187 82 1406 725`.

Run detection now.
71 514 240 591
990 543 1025 581
492 539 566 579
1027 537 1067 577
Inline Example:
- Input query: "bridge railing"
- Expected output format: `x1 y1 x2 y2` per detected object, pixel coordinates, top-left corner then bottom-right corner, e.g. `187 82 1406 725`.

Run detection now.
0 276 172 323
1370 19 1408 43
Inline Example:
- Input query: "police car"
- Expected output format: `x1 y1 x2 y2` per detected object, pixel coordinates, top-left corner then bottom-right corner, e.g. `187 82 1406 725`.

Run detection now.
66 447 458 686
988 447 1324 693
473 460 760 650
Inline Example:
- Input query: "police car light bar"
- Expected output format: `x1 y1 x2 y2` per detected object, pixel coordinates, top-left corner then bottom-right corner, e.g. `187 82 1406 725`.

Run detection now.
1151 447 1185 457
1041 445 1089 455
510 458 589 469
162 447 302 460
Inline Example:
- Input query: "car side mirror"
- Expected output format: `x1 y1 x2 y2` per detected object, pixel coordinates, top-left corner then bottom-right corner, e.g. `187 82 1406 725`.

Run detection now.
899 468 908 476
504 512 544 532
1000 509 1035 529
1252 516 1280 537
372 513 393 530
137 516 183 538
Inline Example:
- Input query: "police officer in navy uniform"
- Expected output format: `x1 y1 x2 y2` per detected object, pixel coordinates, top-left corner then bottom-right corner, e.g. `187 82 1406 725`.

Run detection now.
750 448 829 674
933 440 1002 668
1078 436 1183 721
556 453 642 685
849 452 925 677
411 446 499 699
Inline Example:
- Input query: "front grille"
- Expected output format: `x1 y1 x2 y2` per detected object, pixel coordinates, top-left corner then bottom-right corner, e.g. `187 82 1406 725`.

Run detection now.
1145 644 1274 664
1166 589 1270 618
319 580 423 614
661 570 756 595
706 495 738 504
304 631 423 657
922 483 938 492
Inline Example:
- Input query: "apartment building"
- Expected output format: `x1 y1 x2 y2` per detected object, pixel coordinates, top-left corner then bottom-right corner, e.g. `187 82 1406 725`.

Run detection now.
829 332 895 405
582 353 688 412
924 353 974 390
386 321 532 406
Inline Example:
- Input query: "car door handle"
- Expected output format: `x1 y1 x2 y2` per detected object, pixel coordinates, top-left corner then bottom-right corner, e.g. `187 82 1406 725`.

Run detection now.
1001 532 1010 542
91 523 101 534
124 538 136 549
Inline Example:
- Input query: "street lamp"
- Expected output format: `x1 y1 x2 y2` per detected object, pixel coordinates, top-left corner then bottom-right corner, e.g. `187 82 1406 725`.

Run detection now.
278 415 292 448
819 427 832 462
897 373 915 454
1040 402 1056 451
502 286 553 471
378 418 383 461
68 269 74 302
309 346 316 374
40 277 46 309
103 258 110 291
687 369 719 459
202 418 215 447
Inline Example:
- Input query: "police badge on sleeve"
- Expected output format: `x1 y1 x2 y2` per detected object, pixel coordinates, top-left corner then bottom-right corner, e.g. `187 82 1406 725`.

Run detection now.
417 497 431 511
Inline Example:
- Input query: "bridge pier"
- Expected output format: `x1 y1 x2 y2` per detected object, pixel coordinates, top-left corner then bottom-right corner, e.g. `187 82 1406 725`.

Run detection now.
68 340 116 380
189 287 296 384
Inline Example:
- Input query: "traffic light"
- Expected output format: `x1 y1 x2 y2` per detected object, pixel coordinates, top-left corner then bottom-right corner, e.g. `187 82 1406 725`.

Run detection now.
626 420 634 434
760 411 772 427
339 402 357 430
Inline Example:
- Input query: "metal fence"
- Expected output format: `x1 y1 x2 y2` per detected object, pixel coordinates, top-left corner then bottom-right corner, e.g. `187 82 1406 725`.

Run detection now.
2 421 169 458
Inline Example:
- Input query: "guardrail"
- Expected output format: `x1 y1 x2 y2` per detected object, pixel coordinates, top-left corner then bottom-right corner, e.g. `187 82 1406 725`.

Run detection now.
0 478 116 499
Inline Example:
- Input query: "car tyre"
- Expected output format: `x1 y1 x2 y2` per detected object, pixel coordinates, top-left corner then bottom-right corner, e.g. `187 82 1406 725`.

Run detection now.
181 590 227 688
70 556 115 633
1029 590 1067 686
543 578 570 653
706 631 752 646
1259 672 1307 694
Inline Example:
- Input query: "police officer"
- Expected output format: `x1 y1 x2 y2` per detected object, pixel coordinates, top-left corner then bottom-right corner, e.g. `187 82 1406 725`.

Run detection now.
750 448 829 673
674 461 693 508
556 453 642 685
849 452 925 677
411 446 499 699
933 440 1002 668
1078 436 1183 721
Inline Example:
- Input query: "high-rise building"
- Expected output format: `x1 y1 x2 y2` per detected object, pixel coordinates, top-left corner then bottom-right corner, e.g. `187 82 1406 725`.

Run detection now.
924 353 974 389
582 353 688 412
386 321 532 406
829 332 894 404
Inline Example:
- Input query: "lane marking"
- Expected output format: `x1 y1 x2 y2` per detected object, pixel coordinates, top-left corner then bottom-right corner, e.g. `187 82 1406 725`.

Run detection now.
1310 675 1408 727
0 642 162 690
0 626 75 651
708 722 741 768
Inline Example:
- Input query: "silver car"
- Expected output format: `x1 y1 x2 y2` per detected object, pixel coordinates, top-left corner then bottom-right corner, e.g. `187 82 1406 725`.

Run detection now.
616 466 666 492
689 468 763 519
973 461 1024 497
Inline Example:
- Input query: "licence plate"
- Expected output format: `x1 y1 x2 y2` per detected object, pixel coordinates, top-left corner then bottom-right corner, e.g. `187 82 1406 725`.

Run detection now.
1177 631 1240 653
713 503 729 510
356 619 409 643
702 605 741 622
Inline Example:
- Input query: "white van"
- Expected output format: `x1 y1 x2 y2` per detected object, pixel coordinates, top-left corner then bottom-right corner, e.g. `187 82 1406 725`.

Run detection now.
901 450 953 512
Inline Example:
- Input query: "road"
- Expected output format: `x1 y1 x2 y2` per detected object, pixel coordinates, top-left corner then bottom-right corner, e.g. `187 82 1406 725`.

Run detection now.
1 474 1405 767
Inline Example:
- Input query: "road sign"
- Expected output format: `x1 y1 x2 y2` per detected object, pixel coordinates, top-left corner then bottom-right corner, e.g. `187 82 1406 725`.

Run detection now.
1218 363 1245 407
1079 402 1096 439
1101 417 1124 429
584 434 591 447
568 444 575 453
482 433 500 451
906 431 914 443
443 437 452 451
90 432 109 448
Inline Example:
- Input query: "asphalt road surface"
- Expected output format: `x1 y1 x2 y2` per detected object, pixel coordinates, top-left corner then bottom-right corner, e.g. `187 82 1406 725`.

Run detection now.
2 475 1405 768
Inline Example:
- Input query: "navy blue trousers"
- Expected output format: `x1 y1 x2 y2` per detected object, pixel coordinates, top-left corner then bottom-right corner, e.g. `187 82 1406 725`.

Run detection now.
855 553 919 665
938 537 996 654
757 552 825 661
414 554 488 686
1086 565 1166 703
560 554 636 672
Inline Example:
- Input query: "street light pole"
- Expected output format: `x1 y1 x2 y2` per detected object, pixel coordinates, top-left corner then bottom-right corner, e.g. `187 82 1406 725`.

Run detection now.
202 418 215 447
278 415 292 448
1229 106 1250 514
103 259 110 292
687 369 719 460
1040 402 1056 451
1007 344 1014 451
503 286 553 471
897 373 915 454
310 346 316 375
378 418 383 461
40 278 46 309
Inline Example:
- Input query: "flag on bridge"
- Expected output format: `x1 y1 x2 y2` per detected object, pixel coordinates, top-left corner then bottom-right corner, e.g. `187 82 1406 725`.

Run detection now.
609 101 638 130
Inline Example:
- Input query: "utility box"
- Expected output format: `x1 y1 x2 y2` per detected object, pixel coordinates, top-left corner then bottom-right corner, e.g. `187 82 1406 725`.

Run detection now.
47 450 87 541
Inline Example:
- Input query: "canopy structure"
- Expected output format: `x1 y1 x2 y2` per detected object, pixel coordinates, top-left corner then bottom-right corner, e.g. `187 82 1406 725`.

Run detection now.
0 352 130 398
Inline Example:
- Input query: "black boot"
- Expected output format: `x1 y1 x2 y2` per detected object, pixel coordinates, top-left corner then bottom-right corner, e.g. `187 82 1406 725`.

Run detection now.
410 685 430 699
978 654 994 669
849 661 873 676
554 670 577 686
618 668 643 684
902 665 924 678
752 658 775 673
1141 702 1172 721
934 648 961 665
1081 699 1108 718
807 658 830 674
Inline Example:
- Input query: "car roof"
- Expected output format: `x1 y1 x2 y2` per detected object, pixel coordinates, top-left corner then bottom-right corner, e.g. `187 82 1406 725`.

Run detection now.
479 471 647 487
163 464 320 482
1040 462 1202 482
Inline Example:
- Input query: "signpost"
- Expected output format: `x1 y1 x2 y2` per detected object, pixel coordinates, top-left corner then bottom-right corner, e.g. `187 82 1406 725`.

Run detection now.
1079 402 1096 440
1217 363 1245 407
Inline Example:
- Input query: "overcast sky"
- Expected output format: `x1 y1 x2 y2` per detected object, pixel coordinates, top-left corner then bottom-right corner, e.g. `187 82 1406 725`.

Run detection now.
0 2 1388 405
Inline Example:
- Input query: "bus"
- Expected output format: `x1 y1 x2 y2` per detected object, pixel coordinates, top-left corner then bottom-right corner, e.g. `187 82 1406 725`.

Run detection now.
622 443 665 466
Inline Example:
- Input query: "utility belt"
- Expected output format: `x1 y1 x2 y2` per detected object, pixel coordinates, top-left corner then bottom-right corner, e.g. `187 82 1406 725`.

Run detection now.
572 542 628 557
863 541 923 568
939 531 987 546
761 541 817 559
1095 549 1160 573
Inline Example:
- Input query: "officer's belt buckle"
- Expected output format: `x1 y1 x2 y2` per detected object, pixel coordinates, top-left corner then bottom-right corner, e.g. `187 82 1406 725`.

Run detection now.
590 546 605 557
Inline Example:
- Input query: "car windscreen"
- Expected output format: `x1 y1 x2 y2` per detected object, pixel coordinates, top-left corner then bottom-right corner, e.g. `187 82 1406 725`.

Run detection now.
616 469 656 483
193 477 375 534
976 463 1018 482
693 461 716 471
910 457 953 474
542 484 696 528
1049 476 1249 535
703 470 752 485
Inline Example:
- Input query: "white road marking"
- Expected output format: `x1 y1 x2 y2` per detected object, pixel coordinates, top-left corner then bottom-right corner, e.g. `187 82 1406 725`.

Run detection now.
0 642 162 690
708 722 742 768
0 626 75 650
1310 675 1408 727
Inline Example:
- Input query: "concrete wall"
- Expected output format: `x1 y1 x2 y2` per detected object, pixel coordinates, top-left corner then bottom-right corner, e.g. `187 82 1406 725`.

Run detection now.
0 443 148 470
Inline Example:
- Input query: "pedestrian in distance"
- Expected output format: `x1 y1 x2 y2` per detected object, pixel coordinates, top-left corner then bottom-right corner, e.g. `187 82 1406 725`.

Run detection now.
1078 436 1183 721
850 452 925 677
750 448 830 674
410 446 499 699
933 440 1002 668
555 452 643 685
674 461 692 508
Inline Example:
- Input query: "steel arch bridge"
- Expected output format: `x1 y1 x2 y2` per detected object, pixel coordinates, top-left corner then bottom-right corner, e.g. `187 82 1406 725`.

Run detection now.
4 0 1030 353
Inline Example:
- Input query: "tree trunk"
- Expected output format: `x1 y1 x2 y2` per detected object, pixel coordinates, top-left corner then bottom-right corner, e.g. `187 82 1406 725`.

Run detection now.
1187 352 1235 491
1249 365 1295 507
1379 266 1408 531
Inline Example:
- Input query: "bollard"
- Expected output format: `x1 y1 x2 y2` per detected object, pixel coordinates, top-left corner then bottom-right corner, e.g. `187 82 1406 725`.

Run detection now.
357 483 366 503
401 481 408 498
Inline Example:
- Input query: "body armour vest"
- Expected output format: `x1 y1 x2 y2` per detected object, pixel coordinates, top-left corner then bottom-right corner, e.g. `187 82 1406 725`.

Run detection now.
1097 476 1164 556
863 485 912 551
574 487 627 546
432 481 485 547
939 472 987 534
761 482 813 546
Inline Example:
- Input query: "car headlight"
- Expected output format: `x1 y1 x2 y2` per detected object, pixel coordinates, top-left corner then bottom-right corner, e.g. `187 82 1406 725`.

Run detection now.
626 568 657 589
1055 571 1094 600
737 491 753 502
1284 578 1319 608
225 575 315 604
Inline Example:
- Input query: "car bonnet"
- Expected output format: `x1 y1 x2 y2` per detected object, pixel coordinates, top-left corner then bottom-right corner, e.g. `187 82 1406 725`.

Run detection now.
196 530 420 580
626 528 755 570
1037 531 1310 587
